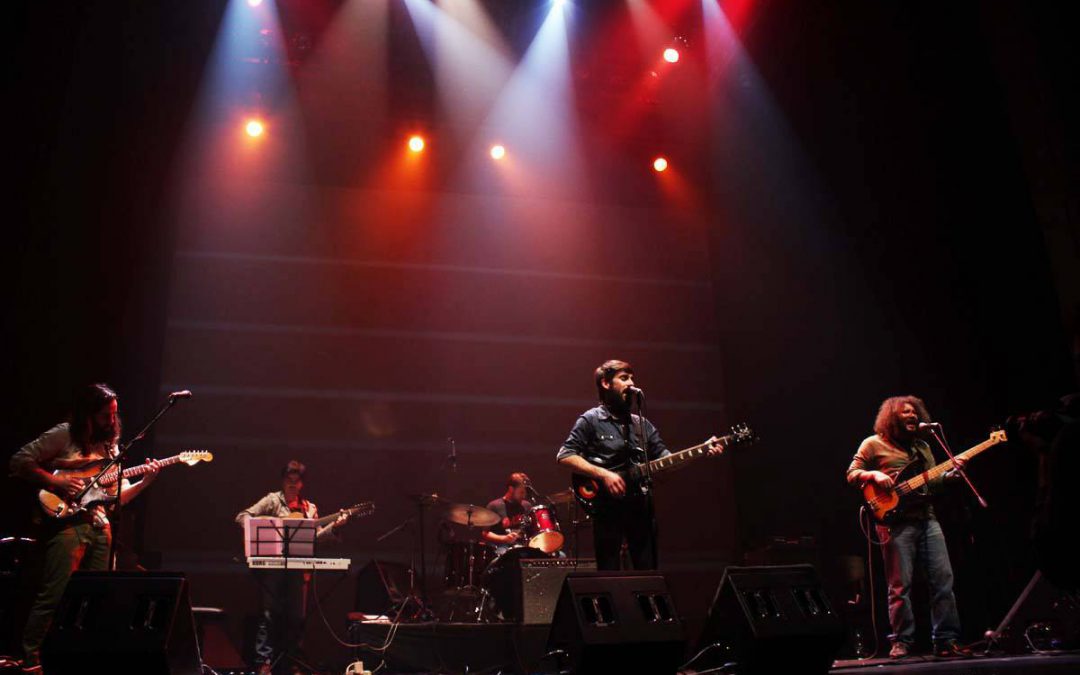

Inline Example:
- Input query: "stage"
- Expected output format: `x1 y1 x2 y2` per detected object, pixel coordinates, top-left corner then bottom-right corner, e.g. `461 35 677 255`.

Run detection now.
339 621 1080 675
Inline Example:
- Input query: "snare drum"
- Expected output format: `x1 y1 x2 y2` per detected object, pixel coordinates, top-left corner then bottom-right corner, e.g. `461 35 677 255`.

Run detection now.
444 541 496 588
522 504 564 553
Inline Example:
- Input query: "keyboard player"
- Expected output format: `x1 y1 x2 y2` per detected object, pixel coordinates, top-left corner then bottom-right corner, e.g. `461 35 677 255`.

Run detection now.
235 460 346 675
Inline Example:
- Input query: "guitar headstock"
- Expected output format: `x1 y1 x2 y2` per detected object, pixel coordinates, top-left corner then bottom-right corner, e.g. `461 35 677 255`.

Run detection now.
721 423 759 448
180 450 214 465
989 429 1008 444
345 502 376 518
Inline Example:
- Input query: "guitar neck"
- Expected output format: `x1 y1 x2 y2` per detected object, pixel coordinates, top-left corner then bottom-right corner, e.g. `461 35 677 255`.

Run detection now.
900 436 1001 493
100 454 186 486
647 439 715 476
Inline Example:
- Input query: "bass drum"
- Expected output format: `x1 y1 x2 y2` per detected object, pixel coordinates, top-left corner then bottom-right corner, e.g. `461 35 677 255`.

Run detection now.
481 546 551 621
443 541 496 588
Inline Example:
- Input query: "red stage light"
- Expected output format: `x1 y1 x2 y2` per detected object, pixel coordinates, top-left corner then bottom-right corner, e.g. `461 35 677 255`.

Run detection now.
653 157 669 172
490 144 506 160
663 48 680 64
245 119 265 138
408 135 426 153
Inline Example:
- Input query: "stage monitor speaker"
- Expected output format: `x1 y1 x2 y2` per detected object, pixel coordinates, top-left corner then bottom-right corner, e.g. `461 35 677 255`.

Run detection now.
519 558 596 625
355 559 412 615
696 564 844 675
547 572 685 675
41 571 202 675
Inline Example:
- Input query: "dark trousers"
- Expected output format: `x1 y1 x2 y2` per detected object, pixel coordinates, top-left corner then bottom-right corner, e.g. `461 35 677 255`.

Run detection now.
592 495 658 571
877 518 961 645
22 520 111 665
253 570 309 668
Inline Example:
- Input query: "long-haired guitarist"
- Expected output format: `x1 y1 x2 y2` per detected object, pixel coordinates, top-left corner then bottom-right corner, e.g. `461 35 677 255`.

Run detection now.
846 395 969 659
8 383 162 672
556 360 721 570
235 459 346 675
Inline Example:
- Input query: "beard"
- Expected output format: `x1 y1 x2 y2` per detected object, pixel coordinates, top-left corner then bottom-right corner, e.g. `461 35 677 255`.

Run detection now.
89 419 120 444
602 388 631 415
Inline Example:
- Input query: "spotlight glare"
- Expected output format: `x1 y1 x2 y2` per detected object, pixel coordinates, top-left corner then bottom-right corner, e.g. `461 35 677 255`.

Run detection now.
247 0 263 6
490 144 506 160
245 119 265 138
653 157 669 173
663 48 680 64
408 135 426 153
553 0 567 8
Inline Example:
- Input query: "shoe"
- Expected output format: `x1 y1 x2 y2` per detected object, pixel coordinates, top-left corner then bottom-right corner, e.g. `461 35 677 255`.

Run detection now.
934 639 972 658
889 641 910 659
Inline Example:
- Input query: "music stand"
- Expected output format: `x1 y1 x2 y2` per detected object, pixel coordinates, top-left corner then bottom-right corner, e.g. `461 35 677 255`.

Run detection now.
245 517 317 560
244 518 318 673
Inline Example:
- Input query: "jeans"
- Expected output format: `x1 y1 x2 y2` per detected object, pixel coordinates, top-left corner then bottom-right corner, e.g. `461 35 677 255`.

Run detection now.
22 520 111 665
877 518 960 644
592 495 658 571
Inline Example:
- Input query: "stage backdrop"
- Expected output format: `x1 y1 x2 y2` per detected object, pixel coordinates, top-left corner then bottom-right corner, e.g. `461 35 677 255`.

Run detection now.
145 177 737 660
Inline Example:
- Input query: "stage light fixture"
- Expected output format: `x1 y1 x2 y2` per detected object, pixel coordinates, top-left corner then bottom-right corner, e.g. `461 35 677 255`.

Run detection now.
663 48 680 64
408 135 426 153
490 144 506 160
247 0 263 7
245 119 265 138
653 157 669 173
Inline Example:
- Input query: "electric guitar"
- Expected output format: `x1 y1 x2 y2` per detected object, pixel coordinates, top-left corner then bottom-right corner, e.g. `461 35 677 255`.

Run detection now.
862 429 1007 524
571 424 757 516
39 450 214 519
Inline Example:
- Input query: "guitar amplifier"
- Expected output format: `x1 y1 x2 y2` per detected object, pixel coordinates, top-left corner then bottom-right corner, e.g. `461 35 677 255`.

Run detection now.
518 558 596 625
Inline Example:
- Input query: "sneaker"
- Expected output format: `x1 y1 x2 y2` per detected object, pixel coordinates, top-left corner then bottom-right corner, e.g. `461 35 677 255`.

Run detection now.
889 641 910 659
934 639 973 658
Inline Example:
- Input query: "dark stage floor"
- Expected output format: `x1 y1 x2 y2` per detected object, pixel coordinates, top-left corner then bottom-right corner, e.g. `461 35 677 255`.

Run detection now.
339 621 1080 675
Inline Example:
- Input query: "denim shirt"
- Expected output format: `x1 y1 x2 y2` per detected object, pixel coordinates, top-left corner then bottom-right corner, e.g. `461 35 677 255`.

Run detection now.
557 404 670 468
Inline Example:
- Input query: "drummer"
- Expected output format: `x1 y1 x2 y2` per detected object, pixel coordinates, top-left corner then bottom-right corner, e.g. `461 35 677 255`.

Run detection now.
481 472 533 549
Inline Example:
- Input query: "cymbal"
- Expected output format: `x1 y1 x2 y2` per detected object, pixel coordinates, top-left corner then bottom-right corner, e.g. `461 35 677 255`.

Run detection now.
546 489 574 505
408 493 450 506
444 503 500 527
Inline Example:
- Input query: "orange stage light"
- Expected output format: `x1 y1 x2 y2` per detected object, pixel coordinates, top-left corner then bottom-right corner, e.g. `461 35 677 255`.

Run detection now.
490 144 506 160
408 135 425 153
245 119 265 138
653 157 669 172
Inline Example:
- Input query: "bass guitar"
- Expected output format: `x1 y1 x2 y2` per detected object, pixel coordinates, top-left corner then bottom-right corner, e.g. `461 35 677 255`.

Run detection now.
862 429 1007 524
571 423 757 516
39 450 213 519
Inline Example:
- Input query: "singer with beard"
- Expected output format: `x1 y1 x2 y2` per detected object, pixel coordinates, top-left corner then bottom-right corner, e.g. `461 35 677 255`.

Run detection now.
8 384 162 672
557 360 723 570
846 395 970 659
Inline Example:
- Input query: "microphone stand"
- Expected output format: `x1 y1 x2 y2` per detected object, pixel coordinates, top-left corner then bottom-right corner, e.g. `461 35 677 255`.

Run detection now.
628 389 659 569
928 425 988 509
80 392 189 571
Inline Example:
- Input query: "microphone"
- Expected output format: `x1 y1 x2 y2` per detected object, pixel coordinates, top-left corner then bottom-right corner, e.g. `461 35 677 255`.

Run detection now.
626 386 644 398
917 422 941 431
448 437 457 471
169 390 192 400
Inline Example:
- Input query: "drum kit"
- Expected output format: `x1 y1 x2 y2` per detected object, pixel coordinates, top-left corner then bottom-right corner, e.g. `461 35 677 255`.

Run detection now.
438 489 579 622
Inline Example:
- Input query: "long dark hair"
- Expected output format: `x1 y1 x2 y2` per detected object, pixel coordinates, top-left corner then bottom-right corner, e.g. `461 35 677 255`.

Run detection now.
874 395 931 445
70 383 121 451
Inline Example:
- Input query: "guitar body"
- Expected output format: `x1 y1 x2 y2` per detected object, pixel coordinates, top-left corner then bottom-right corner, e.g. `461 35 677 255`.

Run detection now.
571 462 642 517
861 461 927 525
38 462 117 519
